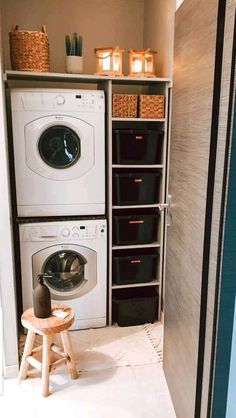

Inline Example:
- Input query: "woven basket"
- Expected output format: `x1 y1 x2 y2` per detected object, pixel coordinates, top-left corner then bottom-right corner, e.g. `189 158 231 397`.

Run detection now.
9 25 50 72
139 95 165 119
112 94 138 118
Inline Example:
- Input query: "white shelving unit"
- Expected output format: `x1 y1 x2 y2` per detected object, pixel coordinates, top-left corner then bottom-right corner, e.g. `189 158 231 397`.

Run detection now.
110 76 171 325
4 70 171 327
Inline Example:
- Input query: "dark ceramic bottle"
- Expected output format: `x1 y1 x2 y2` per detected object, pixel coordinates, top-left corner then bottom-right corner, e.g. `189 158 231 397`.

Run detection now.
33 274 52 318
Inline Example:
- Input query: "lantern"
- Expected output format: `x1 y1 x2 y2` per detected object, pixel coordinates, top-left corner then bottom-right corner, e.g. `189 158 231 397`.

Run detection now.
94 46 124 76
128 49 157 77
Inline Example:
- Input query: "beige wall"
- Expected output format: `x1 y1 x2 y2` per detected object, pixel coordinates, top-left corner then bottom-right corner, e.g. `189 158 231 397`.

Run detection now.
1 0 144 75
144 0 175 77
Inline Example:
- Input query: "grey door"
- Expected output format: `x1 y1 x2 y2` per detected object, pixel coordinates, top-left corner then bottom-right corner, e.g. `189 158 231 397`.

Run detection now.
163 0 236 417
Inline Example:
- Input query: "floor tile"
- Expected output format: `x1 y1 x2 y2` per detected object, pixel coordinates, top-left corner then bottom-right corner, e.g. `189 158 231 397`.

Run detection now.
2 324 176 418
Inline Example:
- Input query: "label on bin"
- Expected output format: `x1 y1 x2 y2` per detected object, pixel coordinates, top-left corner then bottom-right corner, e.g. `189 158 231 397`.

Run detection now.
129 220 144 224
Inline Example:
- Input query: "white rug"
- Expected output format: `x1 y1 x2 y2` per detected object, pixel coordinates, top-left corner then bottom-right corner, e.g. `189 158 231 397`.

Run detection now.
18 322 163 372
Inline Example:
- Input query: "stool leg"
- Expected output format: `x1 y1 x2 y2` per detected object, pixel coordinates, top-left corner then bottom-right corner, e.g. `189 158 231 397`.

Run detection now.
18 329 35 381
42 335 52 397
60 330 78 379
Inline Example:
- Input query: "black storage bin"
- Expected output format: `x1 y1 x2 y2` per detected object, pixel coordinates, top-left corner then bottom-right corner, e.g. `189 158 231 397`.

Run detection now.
113 214 158 245
113 129 163 165
113 251 158 285
113 172 161 205
113 287 158 326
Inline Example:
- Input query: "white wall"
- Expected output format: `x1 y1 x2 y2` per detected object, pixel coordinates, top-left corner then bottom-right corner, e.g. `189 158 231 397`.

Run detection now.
144 0 175 77
0 14 19 377
1 0 144 76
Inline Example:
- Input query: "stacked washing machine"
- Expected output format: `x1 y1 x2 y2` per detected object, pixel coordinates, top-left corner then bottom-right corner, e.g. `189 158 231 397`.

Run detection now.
11 89 107 330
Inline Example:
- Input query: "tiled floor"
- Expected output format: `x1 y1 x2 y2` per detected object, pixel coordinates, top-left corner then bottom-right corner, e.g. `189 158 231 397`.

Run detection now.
1 323 176 418
1 363 176 418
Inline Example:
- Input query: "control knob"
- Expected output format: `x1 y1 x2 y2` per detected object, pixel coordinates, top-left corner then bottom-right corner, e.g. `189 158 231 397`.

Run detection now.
61 227 70 237
56 95 65 105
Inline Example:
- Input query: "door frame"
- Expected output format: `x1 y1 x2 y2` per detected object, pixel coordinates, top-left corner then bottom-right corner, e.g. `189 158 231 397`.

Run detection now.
0 26 19 377
208 24 236 415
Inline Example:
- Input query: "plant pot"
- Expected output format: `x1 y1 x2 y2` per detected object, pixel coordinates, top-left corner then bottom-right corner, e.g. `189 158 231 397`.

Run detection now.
66 56 83 74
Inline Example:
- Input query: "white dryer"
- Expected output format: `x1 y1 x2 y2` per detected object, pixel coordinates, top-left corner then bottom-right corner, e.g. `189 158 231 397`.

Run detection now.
19 219 107 330
11 89 105 217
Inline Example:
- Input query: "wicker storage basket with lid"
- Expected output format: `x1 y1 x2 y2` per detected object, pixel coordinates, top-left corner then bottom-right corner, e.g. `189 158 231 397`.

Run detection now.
9 25 50 72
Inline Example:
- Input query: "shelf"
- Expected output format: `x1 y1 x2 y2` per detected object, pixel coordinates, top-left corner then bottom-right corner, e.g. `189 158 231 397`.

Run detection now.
112 117 165 122
112 204 161 209
112 242 160 250
112 280 160 289
112 164 164 168
4 70 172 84
4 70 110 83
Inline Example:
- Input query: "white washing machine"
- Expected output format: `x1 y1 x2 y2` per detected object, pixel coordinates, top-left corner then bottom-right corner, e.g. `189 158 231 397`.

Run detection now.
19 219 107 330
11 89 105 217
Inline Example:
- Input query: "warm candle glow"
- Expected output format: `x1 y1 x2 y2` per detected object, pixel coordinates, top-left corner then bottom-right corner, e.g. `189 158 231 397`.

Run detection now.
133 59 142 73
128 49 156 77
95 47 124 76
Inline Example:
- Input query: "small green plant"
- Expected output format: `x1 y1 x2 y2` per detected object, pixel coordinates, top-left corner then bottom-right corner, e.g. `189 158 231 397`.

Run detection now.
65 33 83 56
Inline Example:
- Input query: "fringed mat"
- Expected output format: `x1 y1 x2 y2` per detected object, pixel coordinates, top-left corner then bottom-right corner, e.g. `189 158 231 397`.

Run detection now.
18 322 163 372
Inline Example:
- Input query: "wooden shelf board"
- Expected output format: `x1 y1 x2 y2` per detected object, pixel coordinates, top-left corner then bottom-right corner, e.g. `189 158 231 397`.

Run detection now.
112 164 164 168
112 117 165 122
112 281 160 289
5 70 171 84
112 204 161 209
112 242 160 250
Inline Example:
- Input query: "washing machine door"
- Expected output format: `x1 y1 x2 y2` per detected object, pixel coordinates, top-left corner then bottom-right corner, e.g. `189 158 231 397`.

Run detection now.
32 244 97 300
25 115 95 180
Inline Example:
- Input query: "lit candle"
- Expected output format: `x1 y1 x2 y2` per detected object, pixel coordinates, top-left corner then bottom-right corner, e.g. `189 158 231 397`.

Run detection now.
133 59 142 73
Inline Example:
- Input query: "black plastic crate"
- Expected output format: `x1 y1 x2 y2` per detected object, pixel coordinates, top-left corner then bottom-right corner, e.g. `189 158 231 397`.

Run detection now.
113 129 163 165
113 172 161 205
113 251 158 285
113 213 159 245
113 287 158 326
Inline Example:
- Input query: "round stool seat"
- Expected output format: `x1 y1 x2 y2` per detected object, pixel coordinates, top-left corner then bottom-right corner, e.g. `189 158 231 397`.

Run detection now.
21 304 74 335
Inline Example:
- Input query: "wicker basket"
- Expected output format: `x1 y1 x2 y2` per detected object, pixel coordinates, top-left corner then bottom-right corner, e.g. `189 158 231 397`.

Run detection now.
139 95 165 119
9 25 50 72
112 94 138 118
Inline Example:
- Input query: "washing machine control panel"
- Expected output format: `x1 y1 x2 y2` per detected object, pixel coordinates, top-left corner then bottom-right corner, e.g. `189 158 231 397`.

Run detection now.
20 221 106 242
59 223 106 240
13 90 105 113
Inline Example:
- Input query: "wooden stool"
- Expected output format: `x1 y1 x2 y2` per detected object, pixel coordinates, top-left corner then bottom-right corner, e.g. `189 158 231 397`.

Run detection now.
18 304 78 396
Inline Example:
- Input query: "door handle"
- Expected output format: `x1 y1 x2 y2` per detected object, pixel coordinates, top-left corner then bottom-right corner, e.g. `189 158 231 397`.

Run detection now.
157 194 172 226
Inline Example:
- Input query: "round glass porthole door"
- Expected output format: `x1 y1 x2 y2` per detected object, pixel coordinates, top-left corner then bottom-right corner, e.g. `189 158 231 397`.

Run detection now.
38 126 81 169
42 250 87 292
